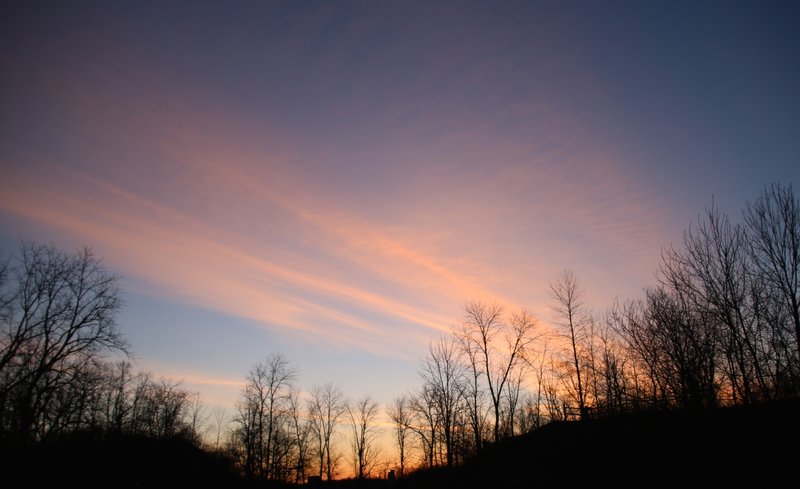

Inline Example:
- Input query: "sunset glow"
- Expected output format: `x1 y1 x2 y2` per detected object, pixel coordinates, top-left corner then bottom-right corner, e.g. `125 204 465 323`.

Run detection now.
2 0 798 425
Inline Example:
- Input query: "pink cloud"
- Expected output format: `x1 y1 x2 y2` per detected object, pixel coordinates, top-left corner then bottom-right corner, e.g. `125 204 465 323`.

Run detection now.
0 167 510 358
1 41 677 360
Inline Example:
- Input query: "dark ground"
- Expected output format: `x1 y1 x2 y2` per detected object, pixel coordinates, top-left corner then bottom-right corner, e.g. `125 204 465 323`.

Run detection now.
3 432 243 488
4 398 798 488
406 397 800 488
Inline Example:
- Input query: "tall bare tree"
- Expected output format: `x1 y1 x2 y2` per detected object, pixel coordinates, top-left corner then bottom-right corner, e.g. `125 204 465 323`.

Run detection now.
236 353 297 480
419 336 465 467
521 339 550 430
598 311 632 414
186 392 207 444
387 395 411 478
458 302 538 442
408 385 439 467
745 183 800 374
287 388 311 483
502 362 526 437
235 383 261 478
662 202 772 402
103 360 134 434
308 382 346 480
634 287 719 409
457 324 488 454
549 271 590 419
208 406 229 450
264 355 297 479
347 396 380 479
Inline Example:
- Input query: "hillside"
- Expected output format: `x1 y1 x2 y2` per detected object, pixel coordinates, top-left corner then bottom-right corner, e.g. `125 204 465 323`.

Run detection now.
407 398 800 487
3 433 243 488
4 399 797 488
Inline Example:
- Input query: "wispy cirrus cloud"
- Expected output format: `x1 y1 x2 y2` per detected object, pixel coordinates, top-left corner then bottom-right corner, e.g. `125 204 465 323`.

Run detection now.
1 0 679 368
0 158 515 359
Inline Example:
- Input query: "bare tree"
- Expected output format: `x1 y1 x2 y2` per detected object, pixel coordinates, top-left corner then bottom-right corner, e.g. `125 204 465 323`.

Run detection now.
209 406 229 450
408 385 439 467
0 242 127 441
502 362 525 437
186 392 207 444
148 378 192 438
235 381 261 478
96 373 197 440
287 388 311 484
308 382 346 480
635 287 719 409
549 271 590 419
419 336 465 467
102 360 134 434
541 358 566 422
41 358 104 435
584 315 601 409
387 395 412 478
261 355 296 479
235 353 297 480
458 302 538 442
745 183 800 385
128 371 153 435
347 396 381 479
457 325 488 454
598 311 632 414
662 202 773 402
609 298 668 407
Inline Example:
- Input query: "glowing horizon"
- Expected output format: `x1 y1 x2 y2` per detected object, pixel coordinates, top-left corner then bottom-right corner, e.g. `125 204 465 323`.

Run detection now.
2 0 798 443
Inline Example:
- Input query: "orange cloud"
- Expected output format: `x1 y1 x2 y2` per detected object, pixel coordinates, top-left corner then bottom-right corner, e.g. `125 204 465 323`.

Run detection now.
1 54 675 365
0 167 510 359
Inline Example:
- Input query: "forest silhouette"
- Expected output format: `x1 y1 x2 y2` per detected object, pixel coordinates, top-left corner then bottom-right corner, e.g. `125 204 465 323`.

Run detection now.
1 183 799 486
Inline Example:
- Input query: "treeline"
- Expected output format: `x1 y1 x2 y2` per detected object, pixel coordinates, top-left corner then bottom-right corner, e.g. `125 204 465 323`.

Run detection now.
2 183 798 483
0 243 203 445
388 182 800 475
220 300 540 482
608 183 799 409
225 354 383 483
222 184 799 482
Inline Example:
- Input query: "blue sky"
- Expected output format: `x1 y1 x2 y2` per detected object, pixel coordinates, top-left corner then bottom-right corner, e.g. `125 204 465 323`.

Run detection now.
2 0 799 413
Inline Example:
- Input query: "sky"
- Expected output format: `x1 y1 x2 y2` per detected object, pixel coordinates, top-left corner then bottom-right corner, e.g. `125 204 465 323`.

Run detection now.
2 0 799 419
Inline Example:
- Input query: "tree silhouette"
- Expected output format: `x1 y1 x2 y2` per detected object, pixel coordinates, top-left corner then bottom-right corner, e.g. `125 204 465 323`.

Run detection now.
604 186 800 409
745 183 800 390
287 387 312 483
347 396 380 479
419 336 465 467
387 395 411 478
234 353 296 480
208 406 229 450
308 382 346 480
661 202 770 402
408 383 440 468
549 271 591 419
457 302 538 442
0 242 127 442
457 320 489 454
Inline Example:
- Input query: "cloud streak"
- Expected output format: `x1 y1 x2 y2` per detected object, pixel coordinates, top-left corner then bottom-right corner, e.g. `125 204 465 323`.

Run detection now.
1 116 672 362
0 160 515 359
1 1 714 413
